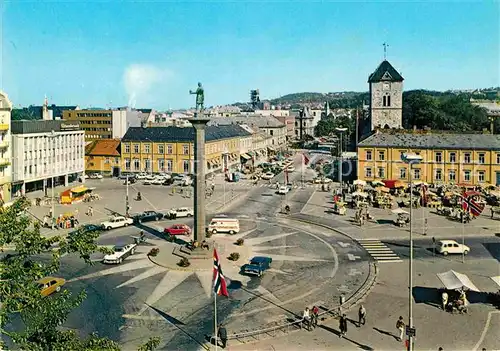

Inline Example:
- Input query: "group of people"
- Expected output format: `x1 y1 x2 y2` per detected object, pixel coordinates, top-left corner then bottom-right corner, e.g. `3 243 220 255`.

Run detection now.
301 306 320 331
301 305 367 335
442 289 469 314
43 213 79 229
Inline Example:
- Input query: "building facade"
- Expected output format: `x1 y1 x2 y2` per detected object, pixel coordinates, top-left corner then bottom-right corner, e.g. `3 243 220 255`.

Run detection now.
120 125 251 175
0 91 12 203
357 130 500 186
11 120 85 195
85 139 121 176
368 60 404 131
275 115 296 140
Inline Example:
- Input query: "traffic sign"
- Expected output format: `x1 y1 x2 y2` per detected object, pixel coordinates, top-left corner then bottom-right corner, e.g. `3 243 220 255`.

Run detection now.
406 326 416 337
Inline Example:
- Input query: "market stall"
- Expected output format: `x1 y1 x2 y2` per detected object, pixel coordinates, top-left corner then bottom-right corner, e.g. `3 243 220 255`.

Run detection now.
392 208 409 227
60 186 96 205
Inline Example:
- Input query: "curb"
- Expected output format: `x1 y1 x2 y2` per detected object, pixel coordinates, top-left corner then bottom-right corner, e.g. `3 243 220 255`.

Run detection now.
147 254 211 272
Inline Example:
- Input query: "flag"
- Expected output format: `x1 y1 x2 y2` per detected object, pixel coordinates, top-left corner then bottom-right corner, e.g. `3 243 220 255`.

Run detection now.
421 185 427 206
213 249 229 297
284 168 289 184
461 192 485 217
302 153 310 166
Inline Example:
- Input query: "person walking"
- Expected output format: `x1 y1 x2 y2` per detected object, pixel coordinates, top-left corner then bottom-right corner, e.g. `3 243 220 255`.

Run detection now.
217 324 228 349
358 305 366 327
339 314 348 337
442 291 448 311
396 316 405 342
311 305 319 328
302 307 311 331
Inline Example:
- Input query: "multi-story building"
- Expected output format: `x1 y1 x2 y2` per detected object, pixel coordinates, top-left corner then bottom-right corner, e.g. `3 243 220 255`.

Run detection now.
295 107 315 138
85 139 121 176
0 91 13 203
120 125 251 175
357 130 500 186
237 124 273 171
63 107 148 142
274 115 296 140
11 120 85 195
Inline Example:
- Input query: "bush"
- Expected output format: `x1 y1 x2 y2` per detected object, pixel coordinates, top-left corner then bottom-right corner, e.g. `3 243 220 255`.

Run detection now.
178 257 190 267
228 252 240 261
236 238 244 246
148 248 160 257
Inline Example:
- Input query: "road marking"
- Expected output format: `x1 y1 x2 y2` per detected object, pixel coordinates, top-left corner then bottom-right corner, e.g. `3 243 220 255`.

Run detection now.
338 241 351 248
347 253 361 261
472 311 500 351
357 239 403 263
237 214 250 218
348 268 363 276
338 285 352 293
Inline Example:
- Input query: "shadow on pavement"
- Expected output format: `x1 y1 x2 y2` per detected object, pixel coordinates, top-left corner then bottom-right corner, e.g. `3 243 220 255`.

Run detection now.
319 324 374 350
414 286 493 306
373 327 399 341
483 242 500 262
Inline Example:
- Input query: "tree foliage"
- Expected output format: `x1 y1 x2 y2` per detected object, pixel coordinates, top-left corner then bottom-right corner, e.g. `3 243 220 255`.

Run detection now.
314 115 356 150
0 198 159 350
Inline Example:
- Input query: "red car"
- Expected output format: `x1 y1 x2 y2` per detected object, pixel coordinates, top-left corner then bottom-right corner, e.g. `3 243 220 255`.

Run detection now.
164 224 191 236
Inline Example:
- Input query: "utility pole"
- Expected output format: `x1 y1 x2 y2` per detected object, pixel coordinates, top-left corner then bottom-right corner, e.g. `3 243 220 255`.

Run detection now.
126 175 130 217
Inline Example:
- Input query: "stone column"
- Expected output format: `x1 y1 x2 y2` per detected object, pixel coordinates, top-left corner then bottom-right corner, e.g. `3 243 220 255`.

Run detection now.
189 118 210 244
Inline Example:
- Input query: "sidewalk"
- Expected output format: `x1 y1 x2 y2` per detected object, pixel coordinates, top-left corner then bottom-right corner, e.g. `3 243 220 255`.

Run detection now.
228 259 500 351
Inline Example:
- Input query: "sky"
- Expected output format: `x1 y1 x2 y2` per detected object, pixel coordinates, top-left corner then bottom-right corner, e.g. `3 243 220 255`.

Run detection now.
0 0 498 110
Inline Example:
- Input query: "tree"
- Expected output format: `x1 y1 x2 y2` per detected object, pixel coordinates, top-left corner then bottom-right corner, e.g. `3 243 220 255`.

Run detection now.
314 115 356 150
0 198 159 350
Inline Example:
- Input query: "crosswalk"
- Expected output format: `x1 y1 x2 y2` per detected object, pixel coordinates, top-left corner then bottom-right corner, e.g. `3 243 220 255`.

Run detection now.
239 181 327 189
357 239 403 263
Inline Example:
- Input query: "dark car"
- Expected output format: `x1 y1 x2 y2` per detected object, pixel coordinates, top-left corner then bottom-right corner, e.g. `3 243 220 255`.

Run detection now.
162 178 174 186
133 211 163 223
119 173 136 180
243 256 272 276
68 224 101 238
124 178 137 185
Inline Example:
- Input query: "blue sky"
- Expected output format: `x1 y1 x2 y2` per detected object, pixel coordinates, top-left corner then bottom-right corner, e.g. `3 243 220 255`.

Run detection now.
1 1 498 110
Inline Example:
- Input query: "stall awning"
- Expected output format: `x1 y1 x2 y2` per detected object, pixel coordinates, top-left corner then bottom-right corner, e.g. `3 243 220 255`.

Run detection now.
71 186 89 193
267 146 276 152
354 179 367 186
491 276 500 288
437 270 480 292
241 153 251 160
392 208 409 215
247 151 255 156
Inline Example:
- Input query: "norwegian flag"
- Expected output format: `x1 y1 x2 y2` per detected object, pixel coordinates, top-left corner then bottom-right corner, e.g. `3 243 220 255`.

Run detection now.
302 153 310 166
213 249 229 297
461 191 485 217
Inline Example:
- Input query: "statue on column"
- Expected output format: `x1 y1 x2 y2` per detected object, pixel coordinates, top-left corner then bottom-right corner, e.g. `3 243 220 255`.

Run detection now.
189 82 204 112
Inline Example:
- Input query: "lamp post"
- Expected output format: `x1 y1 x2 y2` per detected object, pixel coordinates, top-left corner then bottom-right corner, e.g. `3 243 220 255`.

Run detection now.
402 152 423 351
335 127 348 194
48 130 56 230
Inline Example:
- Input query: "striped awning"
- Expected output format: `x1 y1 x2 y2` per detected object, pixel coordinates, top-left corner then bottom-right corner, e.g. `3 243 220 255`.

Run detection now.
240 153 251 160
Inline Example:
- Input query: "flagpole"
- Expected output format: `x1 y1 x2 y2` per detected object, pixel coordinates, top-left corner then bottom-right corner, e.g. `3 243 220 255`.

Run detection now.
462 216 465 264
214 291 218 351
301 153 305 188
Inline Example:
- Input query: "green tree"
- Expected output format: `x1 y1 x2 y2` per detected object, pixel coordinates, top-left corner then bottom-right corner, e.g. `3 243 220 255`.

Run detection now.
314 115 356 150
0 198 159 350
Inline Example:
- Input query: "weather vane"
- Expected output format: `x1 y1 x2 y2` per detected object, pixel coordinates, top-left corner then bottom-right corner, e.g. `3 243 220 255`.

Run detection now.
383 42 389 60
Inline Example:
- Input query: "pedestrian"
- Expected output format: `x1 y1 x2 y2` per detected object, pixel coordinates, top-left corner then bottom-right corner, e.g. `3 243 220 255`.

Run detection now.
302 307 311 331
358 304 366 327
217 324 227 349
311 305 319 328
396 316 405 342
442 291 448 311
339 314 348 337
438 348 443 351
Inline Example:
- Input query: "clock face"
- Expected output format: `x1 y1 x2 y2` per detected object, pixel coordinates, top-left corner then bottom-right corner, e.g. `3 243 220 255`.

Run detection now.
383 83 390 91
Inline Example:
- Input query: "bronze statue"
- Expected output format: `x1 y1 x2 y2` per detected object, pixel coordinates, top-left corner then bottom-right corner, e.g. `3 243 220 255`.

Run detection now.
189 82 204 112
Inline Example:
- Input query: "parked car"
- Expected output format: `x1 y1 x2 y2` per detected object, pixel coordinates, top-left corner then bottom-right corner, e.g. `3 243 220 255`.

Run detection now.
103 243 137 264
133 210 163 223
68 224 101 238
286 166 296 172
119 173 135 180
143 180 152 185
145 174 156 180
124 178 137 185
164 224 191 236
277 186 289 195
261 172 275 180
136 173 148 180
151 178 164 185
101 216 133 230
166 207 194 219
162 178 175 186
89 173 103 179
182 177 193 186
38 277 66 297
172 174 185 182
437 240 470 256
243 256 272 276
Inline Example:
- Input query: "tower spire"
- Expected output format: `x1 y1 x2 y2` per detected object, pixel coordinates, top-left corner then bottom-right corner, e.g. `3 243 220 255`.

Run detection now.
383 42 389 60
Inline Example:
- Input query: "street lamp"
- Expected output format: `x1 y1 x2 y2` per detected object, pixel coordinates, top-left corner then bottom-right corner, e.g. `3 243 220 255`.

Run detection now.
48 130 56 230
401 152 423 351
335 127 348 193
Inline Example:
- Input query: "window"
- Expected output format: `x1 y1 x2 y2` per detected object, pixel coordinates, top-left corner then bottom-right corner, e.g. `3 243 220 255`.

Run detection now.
413 168 421 180
366 150 372 161
166 159 173 172
364 167 372 178
449 152 456 163
270 130 274 136
183 145 189 155
133 144 139 153
464 170 471 182
133 159 140 171
449 170 456 181
378 151 385 161
497 153 500 164
104 157 110 164
478 171 485 182
167 145 173 154
158 145 164 154
399 168 406 179
183 160 190 173
158 159 165 172
435 169 442 181
435 152 442 163
124 144 130 153
377 167 385 178
464 153 471 163
478 153 485 164
125 158 131 170
144 144 151 154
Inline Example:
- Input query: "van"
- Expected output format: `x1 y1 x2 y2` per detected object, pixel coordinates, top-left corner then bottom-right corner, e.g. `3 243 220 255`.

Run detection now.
207 218 240 234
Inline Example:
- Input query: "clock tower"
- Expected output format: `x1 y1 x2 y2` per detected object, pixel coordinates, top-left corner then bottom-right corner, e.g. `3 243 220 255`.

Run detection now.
368 60 404 131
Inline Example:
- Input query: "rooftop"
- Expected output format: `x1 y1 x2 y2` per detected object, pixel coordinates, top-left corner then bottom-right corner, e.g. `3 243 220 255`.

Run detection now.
208 115 285 128
11 120 81 134
358 130 500 150
122 124 252 143
85 139 121 156
368 60 404 83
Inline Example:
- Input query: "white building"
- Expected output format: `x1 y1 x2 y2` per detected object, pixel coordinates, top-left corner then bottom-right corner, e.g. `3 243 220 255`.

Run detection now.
0 91 13 203
11 120 85 196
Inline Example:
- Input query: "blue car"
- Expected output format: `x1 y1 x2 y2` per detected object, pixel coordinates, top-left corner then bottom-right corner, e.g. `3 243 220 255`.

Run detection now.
243 256 272 277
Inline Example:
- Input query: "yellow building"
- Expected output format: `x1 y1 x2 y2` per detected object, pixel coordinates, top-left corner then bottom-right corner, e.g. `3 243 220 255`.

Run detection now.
85 139 121 175
357 130 500 186
120 125 250 174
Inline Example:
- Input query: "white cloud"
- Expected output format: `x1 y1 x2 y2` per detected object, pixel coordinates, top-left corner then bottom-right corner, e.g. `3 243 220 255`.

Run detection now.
123 64 172 107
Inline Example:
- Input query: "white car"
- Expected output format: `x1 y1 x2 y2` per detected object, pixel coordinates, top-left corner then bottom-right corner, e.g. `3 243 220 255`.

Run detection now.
286 166 295 172
261 172 275 180
277 186 289 195
182 177 193 186
167 207 194 218
103 243 137 264
101 216 133 230
437 240 470 256
136 173 148 180
151 178 163 185
89 173 103 179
